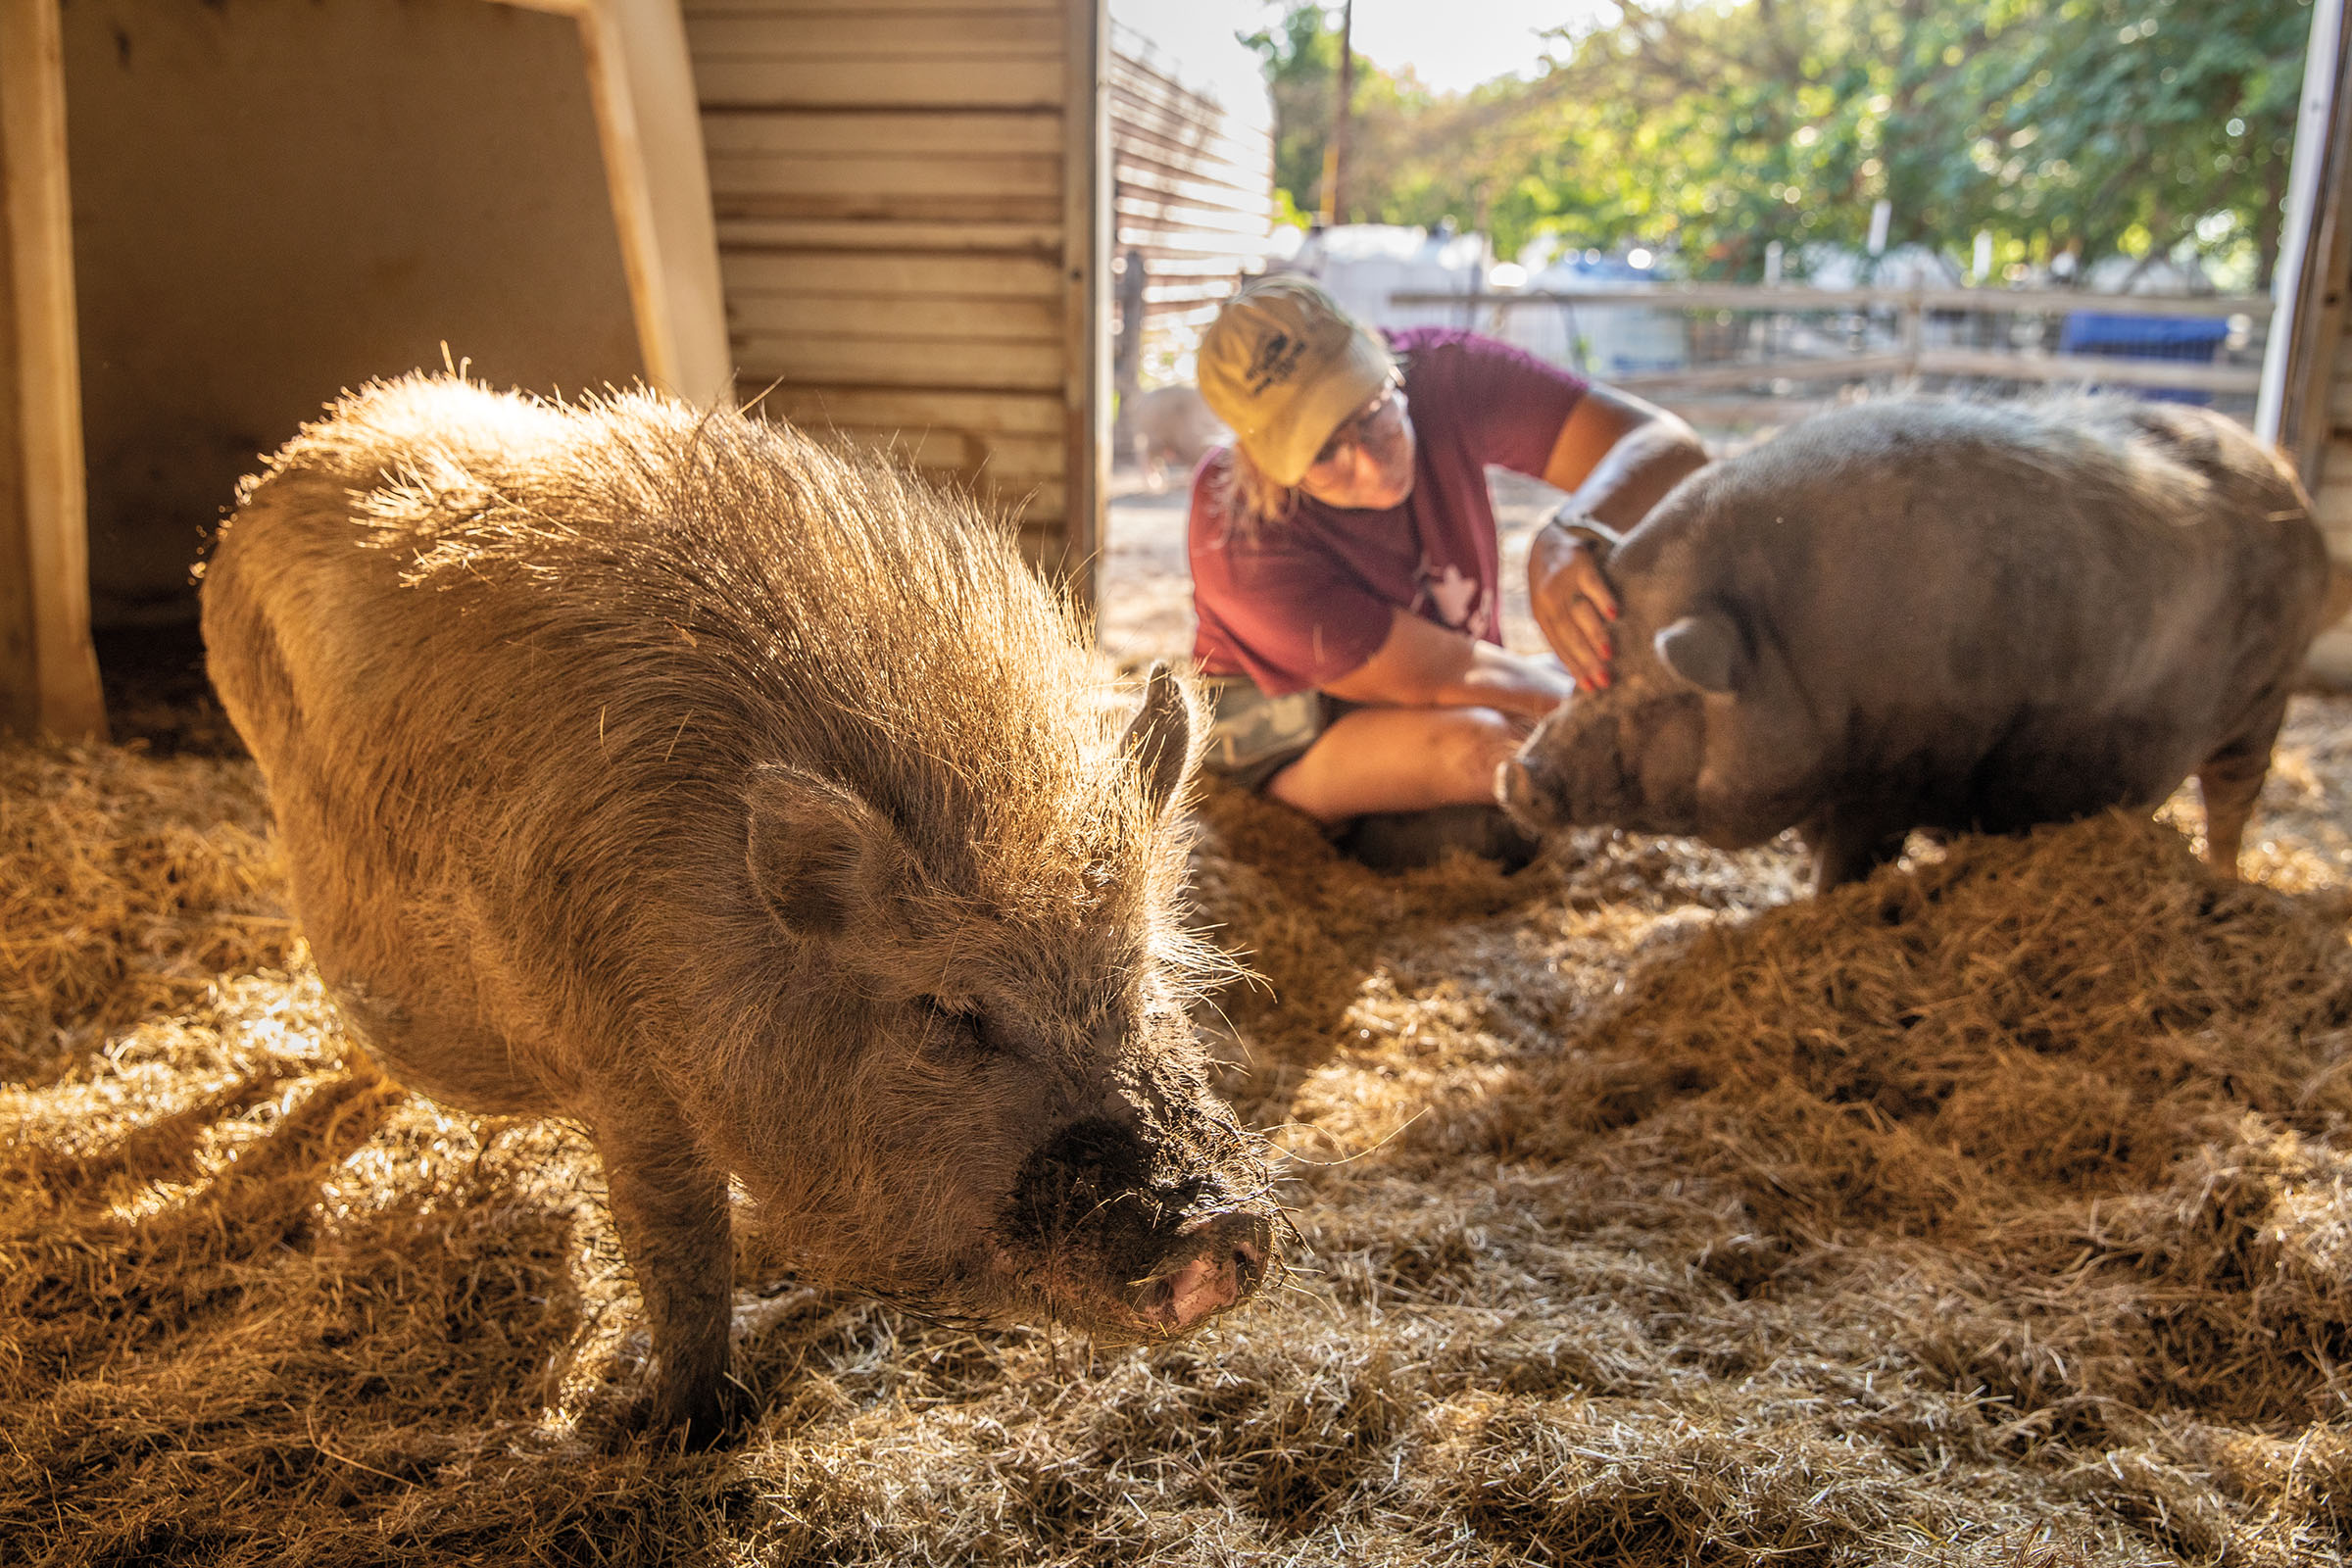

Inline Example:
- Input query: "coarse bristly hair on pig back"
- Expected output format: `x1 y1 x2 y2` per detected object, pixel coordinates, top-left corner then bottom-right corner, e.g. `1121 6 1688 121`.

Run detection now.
237 374 1239 1092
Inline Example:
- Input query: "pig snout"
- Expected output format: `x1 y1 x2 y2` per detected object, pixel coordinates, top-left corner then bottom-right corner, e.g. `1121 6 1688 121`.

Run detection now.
1003 1113 1277 1336
1497 750 1568 834
1134 1209 1273 1330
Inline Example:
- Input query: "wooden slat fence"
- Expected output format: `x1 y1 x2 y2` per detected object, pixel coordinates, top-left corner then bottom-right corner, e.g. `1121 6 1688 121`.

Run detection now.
1396 283 2273 421
1108 22 1273 392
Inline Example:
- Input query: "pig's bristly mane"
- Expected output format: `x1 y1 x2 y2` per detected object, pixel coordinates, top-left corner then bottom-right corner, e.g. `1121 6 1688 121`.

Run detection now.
246 376 1220 1004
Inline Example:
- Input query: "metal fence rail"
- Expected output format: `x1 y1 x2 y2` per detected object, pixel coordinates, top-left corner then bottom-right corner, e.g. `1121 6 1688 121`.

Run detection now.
1389 282 2273 412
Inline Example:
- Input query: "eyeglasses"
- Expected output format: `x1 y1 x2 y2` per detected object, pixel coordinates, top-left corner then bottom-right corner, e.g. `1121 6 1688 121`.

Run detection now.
1308 381 1406 471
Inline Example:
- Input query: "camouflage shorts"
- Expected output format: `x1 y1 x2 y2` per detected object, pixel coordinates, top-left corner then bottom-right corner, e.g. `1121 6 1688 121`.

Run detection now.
1198 677 1343 793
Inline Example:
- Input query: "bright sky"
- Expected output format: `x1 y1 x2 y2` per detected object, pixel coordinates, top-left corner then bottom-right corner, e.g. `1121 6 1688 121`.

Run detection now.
1348 0 1611 93
1110 0 1611 103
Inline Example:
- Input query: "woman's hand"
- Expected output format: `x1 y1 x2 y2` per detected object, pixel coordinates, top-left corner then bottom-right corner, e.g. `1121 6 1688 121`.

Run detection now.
1321 608 1574 721
1530 515 1620 690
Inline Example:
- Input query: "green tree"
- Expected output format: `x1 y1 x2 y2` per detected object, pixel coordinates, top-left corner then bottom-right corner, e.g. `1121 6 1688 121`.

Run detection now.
1245 0 2315 284
1241 5 1451 226
1242 4 1345 220
1930 0 2310 281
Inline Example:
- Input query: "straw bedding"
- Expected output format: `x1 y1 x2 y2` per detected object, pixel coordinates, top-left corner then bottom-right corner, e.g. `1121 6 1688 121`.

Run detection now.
5 699 2352 1565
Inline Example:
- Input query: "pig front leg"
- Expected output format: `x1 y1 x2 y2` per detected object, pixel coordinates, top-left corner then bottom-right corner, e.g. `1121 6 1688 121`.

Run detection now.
1801 807 1909 892
595 1110 741 1446
2195 697 2289 880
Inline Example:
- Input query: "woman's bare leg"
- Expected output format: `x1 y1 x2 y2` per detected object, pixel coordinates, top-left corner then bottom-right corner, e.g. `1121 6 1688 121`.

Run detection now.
1264 706 1520 822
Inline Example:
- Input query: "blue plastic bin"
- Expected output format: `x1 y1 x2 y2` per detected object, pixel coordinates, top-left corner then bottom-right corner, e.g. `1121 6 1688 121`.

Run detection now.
2059 311 2230 404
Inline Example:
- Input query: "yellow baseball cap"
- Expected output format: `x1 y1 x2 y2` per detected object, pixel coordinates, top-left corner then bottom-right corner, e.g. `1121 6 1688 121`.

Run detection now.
1197 274 1396 487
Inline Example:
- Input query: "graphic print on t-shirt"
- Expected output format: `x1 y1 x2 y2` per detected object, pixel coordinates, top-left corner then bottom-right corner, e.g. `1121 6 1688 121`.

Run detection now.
1417 554 1486 631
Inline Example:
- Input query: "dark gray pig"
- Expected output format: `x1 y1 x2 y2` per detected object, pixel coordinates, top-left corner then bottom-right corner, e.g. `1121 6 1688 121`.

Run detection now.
1501 397 2333 889
202 377 1277 1441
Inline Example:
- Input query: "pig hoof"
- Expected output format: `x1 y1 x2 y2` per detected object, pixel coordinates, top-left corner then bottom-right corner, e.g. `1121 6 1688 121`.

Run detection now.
612 1371 749 1452
1136 1210 1272 1331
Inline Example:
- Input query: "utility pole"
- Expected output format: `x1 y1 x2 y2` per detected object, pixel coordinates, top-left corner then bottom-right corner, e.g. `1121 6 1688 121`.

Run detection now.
1317 1 1352 226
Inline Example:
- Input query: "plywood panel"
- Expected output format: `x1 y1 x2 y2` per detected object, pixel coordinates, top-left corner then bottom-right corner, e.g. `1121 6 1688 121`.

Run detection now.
67 0 647 631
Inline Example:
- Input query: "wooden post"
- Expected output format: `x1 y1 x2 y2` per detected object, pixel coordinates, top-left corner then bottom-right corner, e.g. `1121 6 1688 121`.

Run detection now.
1062 0 1108 619
0 0 105 742
2258 0 2351 488
1319 0 1352 227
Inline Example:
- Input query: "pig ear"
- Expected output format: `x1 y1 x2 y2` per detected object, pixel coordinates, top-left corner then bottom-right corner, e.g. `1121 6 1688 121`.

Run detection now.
1654 613 1745 696
743 763 909 939
1119 661 1192 816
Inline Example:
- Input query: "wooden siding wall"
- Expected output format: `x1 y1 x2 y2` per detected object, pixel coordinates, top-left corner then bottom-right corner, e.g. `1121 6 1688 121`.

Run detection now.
2311 292 2352 681
2298 48 2352 682
2320 305 2352 555
1109 24 1273 385
683 0 1101 589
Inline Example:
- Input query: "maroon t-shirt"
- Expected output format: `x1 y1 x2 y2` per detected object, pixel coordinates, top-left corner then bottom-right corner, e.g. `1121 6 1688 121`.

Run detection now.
1189 328 1588 695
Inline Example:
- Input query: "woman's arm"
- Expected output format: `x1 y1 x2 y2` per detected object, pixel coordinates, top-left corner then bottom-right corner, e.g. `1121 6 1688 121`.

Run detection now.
1320 607 1574 722
1529 386 1711 687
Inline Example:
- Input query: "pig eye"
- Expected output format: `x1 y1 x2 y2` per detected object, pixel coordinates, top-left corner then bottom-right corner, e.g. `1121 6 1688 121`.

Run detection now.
915 997 1007 1058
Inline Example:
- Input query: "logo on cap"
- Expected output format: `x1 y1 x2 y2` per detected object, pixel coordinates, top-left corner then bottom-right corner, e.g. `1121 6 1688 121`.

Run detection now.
1245 331 1307 396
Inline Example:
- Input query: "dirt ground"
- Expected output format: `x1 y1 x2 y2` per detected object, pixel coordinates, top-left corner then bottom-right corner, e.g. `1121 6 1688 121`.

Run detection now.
5 466 2352 1564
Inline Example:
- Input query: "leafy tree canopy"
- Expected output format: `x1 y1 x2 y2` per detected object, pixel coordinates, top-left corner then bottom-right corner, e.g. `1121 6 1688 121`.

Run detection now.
1245 0 2314 284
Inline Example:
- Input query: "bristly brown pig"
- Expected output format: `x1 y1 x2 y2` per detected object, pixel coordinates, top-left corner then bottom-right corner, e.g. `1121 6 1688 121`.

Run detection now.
1502 397 2334 891
201 377 1278 1443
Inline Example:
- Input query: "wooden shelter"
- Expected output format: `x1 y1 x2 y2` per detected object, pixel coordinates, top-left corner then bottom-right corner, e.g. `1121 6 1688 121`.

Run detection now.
1 0 1110 741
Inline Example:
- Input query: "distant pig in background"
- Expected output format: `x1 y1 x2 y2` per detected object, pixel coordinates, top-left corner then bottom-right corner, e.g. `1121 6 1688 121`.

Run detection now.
202 378 1278 1442
1501 397 2335 890
1129 383 1229 491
